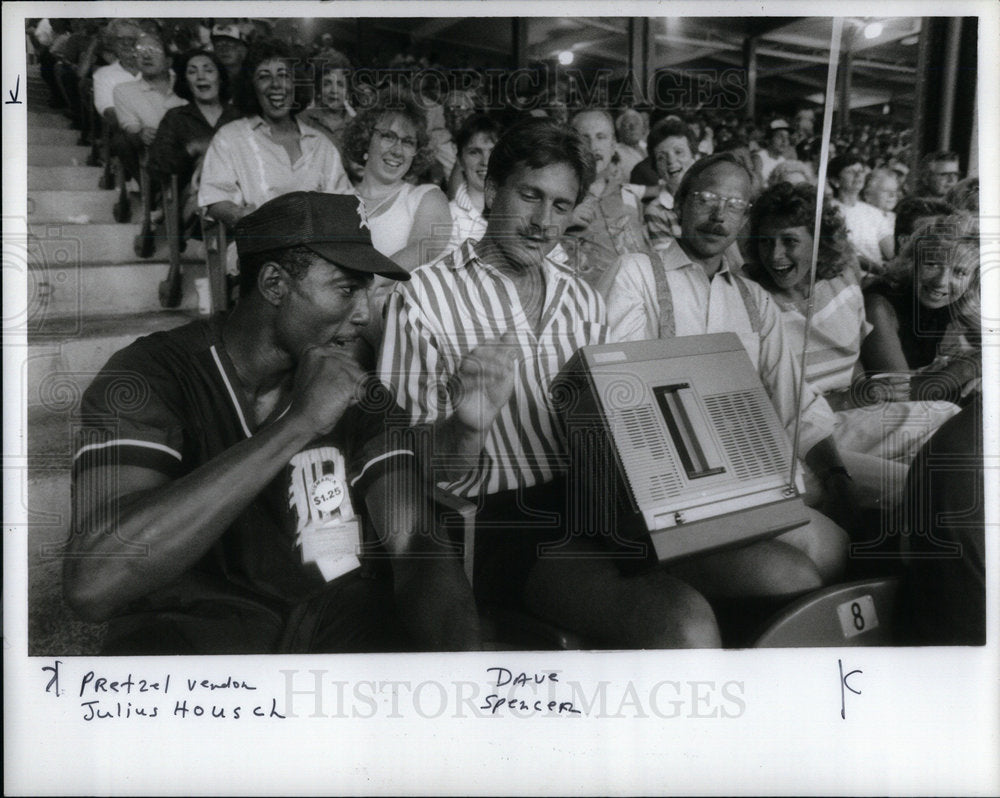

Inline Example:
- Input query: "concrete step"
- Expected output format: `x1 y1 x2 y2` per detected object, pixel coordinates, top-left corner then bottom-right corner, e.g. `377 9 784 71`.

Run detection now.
28 165 105 190
26 311 199 409
28 221 207 267
26 253 208 332
31 126 84 146
29 189 118 224
28 111 74 130
29 144 93 167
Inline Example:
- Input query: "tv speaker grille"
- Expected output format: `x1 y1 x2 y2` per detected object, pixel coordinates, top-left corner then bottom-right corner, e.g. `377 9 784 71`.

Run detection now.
703 391 788 480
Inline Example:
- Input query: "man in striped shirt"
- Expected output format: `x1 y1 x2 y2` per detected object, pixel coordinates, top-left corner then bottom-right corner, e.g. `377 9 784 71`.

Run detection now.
379 118 722 648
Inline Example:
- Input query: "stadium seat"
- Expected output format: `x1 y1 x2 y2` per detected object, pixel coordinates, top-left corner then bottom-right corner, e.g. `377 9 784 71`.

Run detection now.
201 216 232 313
133 152 156 258
158 173 183 308
753 576 901 647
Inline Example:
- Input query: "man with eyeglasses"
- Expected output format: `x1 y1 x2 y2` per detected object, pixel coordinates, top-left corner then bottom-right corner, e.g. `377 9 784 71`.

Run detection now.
917 151 962 199
607 153 859 590
110 29 186 201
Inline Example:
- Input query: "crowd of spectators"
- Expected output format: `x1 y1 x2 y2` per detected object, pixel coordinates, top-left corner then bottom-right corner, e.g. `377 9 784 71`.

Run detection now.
28 16 984 651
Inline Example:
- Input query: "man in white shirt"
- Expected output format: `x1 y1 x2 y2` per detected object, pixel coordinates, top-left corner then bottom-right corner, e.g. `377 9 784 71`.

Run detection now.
608 153 859 585
566 108 654 296
92 19 141 122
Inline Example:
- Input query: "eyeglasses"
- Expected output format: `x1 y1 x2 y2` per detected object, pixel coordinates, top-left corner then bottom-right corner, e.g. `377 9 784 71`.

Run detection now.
135 43 165 56
689 190 751 218
374 128 418 154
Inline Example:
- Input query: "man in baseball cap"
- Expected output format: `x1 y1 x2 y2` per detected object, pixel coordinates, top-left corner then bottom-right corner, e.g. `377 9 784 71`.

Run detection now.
210 23 247 83
753 117 792 184
65 191 483 653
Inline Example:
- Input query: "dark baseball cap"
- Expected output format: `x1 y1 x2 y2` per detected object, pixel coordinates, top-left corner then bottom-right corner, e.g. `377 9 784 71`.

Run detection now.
234 192 410 281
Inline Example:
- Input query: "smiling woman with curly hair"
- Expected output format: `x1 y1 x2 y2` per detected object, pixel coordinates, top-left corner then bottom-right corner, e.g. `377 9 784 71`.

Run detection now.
743 181 959 498
342 88 453 358
342 88 451 272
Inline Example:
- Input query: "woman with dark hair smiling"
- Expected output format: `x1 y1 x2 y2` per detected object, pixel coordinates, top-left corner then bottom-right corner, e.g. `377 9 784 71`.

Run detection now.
299 50 355 155
148 49 239 195
448 113 500 249
744 182 958 495
198 39 351 228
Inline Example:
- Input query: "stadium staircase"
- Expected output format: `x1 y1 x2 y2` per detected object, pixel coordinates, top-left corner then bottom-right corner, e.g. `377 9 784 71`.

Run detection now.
23 64 206 654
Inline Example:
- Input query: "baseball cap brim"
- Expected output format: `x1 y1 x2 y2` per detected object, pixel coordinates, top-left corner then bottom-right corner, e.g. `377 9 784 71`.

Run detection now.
304 241 411 281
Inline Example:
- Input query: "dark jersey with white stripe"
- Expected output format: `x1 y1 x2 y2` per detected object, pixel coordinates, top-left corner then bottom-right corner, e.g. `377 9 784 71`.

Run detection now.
73 315 418 608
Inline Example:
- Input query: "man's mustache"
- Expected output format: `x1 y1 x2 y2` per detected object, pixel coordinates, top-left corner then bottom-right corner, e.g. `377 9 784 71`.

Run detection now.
697 223 729 236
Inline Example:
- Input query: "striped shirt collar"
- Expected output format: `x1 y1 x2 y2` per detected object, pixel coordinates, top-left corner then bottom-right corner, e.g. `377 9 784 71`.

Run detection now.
447 236 579 283
452 181 480 216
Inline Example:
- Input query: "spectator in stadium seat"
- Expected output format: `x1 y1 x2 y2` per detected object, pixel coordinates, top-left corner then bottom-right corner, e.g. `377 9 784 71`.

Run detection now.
199 39 352 229
743 182 958 499
50 18 95 131
828 153 891 280
752 118 790 186
112 30 185 143
111 30 186 185
614 108 647 177
891 196 954 259
608 153 856 573
342 89 452 358
147 49 240 236
448 114 500 249
862 213 982 407
862 167 902 262
643 117 700 255
342 90 452 273
64 192 485 653
565 108 654 296
378 118 725 648
792 108 818 162
92 19 141 124
916 151 962 198
945 176 979 212
299 50 355 157
210 24 247 85
767 159 815 188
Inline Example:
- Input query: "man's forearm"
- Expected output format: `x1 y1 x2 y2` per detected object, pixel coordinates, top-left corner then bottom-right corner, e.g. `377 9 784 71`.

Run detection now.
431 414 489 482
67 412 318 619
206 200 246 227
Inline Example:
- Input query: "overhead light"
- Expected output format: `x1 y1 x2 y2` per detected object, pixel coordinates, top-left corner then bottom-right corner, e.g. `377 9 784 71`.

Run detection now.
558 50 574 66
863 21 884 39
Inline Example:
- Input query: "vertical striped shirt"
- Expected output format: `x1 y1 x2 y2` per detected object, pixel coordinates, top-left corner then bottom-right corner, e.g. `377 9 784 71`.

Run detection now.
768 271 873 395
378 240 609 497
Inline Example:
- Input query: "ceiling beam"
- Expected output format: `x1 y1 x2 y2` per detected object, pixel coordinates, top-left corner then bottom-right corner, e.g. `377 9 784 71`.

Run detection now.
533 31 622 60
742 17 804 39
409 18 462 39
